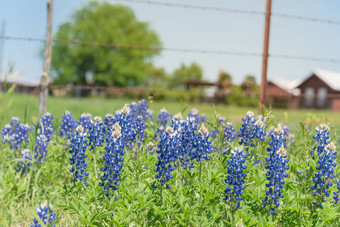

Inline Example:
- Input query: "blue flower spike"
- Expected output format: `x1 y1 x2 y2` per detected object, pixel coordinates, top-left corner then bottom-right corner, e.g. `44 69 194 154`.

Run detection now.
69 125 89 186
60 111 76 140
224 147 247 210
262 125 289 215
16 148 32 176
99 122 125 199
31 201 56 227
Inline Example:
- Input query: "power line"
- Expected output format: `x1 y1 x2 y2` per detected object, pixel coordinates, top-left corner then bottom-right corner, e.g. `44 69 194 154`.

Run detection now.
0 35 261 56
115 0 340 25
1 35 340 63
270 54 340 63
115 0 264 15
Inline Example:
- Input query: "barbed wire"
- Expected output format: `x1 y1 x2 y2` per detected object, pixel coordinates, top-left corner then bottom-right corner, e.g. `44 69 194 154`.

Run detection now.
1 35 340 63
114 0 340 25
115 0 264 15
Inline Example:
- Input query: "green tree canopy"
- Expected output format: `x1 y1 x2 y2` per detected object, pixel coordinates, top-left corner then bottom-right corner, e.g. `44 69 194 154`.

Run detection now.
170 62 203 88
241 75 257 91
51 1 162 86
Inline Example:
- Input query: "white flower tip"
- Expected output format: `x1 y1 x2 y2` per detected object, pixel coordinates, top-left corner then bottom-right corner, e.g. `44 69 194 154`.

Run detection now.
94 116 102 123
160 108 167 113
254 117 264 127
166 127 176 137
317 123 329 132
226 122 233 128
246 111 254 118
198 124 209 137
325 142 336 154
121 104 131 115
173 113 183 121
111 123 122 140
276 145 287 157
76 125 84 133
274 124 283 136
190 108 199 115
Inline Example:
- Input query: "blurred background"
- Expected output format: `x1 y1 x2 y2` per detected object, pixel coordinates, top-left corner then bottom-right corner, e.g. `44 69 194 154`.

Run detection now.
0 0 339 115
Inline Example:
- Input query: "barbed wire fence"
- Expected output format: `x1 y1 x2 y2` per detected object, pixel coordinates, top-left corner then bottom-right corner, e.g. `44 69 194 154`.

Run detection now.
0 0 339 110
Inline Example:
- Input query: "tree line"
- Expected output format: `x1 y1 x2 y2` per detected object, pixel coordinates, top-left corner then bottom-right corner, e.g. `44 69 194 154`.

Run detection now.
50 1 257 89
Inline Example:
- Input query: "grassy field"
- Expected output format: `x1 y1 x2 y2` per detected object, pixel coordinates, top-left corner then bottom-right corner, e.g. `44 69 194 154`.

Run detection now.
1 93 340 127
2 93 340 225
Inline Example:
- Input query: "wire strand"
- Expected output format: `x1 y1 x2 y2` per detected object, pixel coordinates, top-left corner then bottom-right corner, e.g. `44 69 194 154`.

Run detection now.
114 0 340 25
115 0 264 15
1 35 340 63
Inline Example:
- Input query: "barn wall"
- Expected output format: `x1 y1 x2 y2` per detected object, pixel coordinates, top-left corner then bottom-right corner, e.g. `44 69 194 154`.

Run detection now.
297 74 340 109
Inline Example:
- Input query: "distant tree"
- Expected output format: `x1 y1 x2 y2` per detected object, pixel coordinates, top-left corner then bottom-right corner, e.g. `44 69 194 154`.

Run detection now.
216 70 232 89
144 65 170 88
241 75 257 90
170 62 203 88
241 75 257 96
51 1 162 86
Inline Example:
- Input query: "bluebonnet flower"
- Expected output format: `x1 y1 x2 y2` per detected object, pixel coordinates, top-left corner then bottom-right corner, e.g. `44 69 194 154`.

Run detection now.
155 108 170 137
16 149 32 176
222 122 236 155
199 114 206 123
104 114 115 137
78 113 93 132
134 116 147 146
99 123 124 199
112 105 142 149
38 113 54 141
34 134 49 164
129 101 139 119
129 99 153 121
69 125 89 186
239 112 266 151
31 201 56 227
224 147 247 210
311 123 330 159
333 180 340 204
172 114 196 168
1 117 20 143
188 108 200 123
312 141 337 198
1 117 31 151
113 105 136 148
154 126 178 188
267 124 290 137
262 125 289 214
210 114 225 140
60 111 76 140
138 99 153 121
188 124 212 168
88 116 105 150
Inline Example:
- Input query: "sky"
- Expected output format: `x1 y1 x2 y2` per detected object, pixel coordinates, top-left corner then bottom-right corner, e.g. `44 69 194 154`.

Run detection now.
0 0 339 85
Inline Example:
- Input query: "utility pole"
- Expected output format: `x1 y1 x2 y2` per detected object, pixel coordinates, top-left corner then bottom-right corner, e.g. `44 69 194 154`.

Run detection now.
0 20 6 92
39 0 53 115
259 0 272 114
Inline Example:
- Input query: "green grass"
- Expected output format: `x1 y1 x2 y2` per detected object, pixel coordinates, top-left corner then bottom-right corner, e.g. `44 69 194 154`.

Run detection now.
2 93 340 226
2 93 340 127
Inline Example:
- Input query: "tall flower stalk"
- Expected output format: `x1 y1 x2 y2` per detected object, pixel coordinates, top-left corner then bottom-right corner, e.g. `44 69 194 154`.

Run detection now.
224 147 247 218
69 125 89 186
99 123 125 200
262 125 289 214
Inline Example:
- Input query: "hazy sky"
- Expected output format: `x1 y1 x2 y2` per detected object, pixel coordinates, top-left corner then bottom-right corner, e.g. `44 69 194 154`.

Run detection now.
0 0 339 85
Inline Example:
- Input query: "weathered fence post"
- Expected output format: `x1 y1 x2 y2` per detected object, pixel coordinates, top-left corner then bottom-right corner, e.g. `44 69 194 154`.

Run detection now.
39 0 53 115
